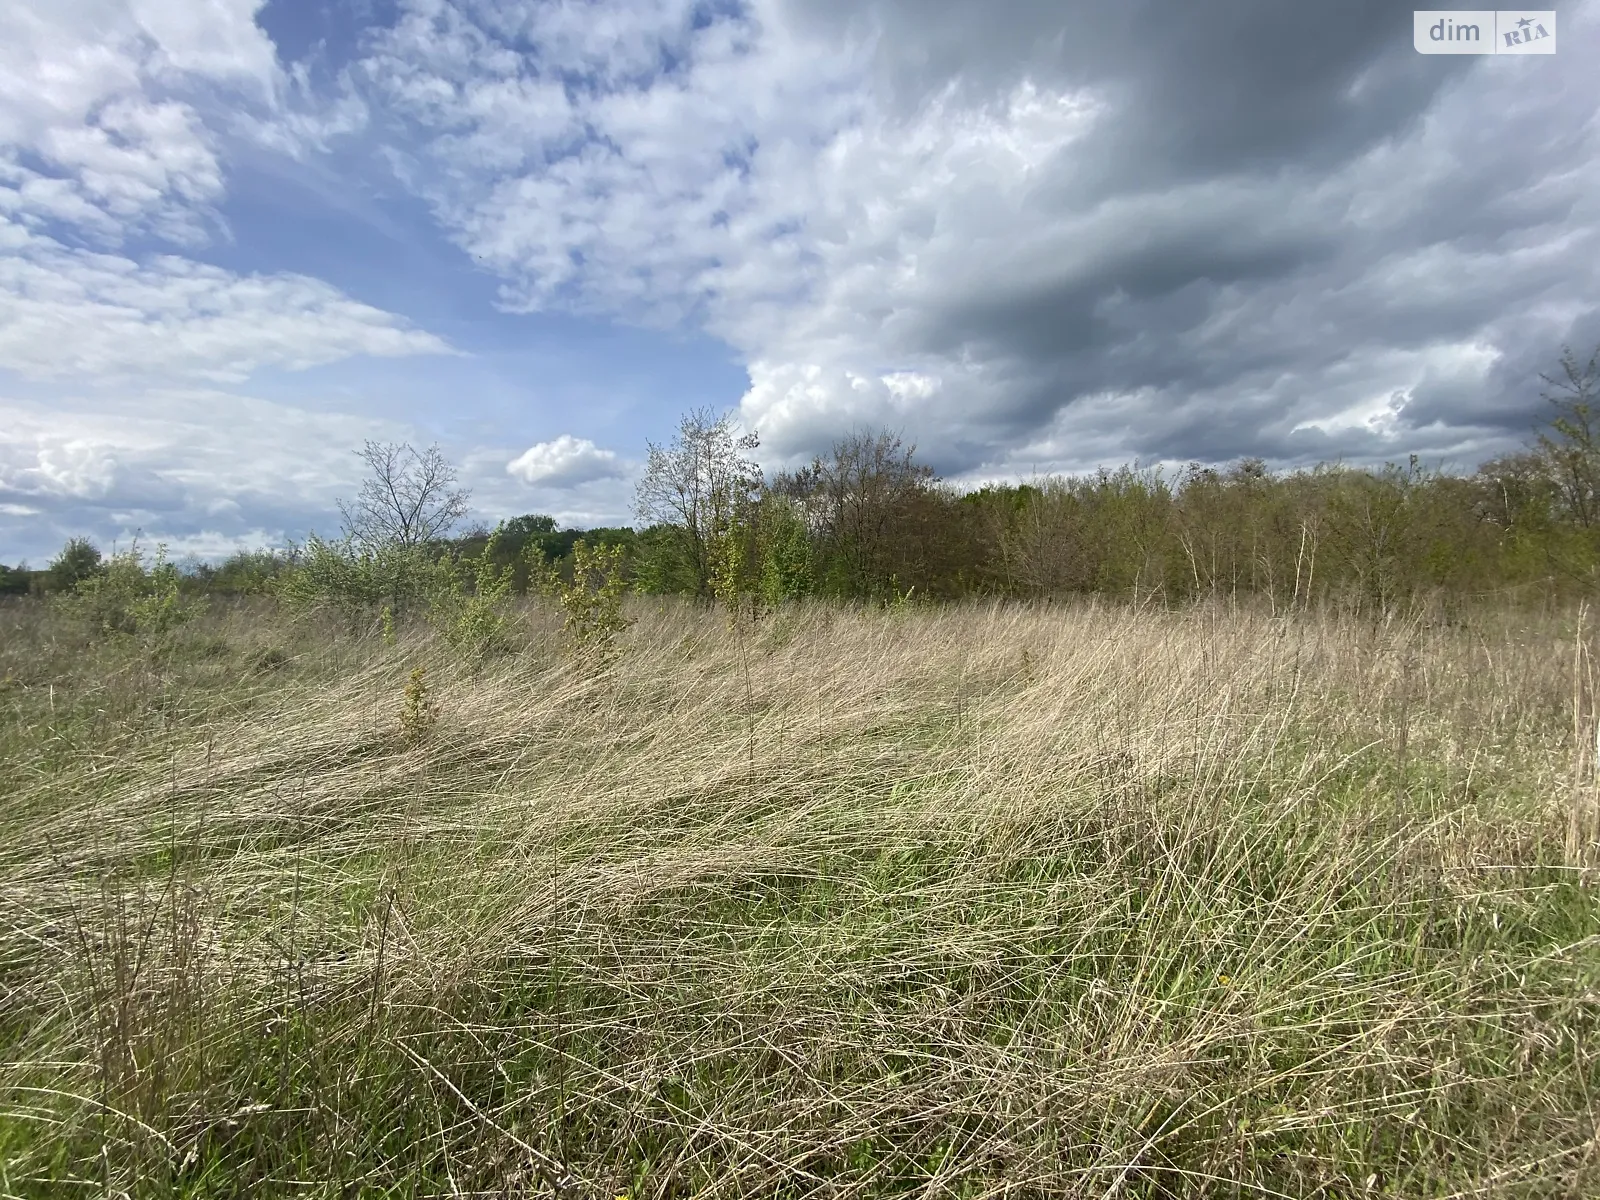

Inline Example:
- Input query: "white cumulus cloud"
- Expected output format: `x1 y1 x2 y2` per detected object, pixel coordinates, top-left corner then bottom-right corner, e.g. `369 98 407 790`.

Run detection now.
0 0 294 242
506 435 625 486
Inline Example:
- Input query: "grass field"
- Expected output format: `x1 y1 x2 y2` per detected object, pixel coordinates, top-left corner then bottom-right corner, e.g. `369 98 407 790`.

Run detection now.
1 597 1597 1197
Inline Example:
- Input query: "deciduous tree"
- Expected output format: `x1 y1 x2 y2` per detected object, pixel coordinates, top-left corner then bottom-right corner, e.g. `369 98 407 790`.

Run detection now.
634 408 762 598
339 441 472 551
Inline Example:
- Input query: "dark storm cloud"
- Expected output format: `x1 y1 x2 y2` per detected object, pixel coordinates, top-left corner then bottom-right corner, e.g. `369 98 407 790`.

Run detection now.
782 0 1466 185
762 0 1600 476
1402 310 1600 435
916 190 1344 389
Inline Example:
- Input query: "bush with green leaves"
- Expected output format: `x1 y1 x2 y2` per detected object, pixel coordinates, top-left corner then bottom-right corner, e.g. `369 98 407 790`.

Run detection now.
203 548 299 596
426 526 524 657
758 495 813 607
537 538 634 662
59 542 205 647
277 534 443 626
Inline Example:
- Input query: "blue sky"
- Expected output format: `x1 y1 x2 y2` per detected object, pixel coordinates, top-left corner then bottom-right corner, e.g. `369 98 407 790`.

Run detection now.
2 0 1598 563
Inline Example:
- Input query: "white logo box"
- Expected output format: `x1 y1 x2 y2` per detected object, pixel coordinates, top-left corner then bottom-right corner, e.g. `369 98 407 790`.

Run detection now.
1414 10 1556 53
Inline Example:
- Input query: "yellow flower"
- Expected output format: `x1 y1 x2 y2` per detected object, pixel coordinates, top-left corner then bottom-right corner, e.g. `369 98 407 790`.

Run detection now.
1217 974 1233 986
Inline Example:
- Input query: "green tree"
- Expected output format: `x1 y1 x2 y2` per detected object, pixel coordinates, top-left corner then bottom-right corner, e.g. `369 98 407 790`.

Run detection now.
757 495 814 607
46 537 103 594
630 524 699 595
775 430 935 599
503 514 557 539
0 562 31 597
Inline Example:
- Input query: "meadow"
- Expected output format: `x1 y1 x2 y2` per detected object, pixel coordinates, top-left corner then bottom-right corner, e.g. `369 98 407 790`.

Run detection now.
0 595 1596 1197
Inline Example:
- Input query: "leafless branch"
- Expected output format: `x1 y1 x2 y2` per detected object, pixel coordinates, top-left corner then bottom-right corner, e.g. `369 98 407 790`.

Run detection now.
338 441 472 550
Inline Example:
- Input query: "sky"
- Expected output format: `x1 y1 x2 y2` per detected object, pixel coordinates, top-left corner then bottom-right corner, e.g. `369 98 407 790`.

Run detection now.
1 0 1597 564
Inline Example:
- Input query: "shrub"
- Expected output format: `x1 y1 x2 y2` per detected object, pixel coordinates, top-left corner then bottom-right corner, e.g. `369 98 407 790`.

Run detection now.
426 526 523 658
537 538 634 662
59 542 206 649
45 537 104 594
277 534 443 626
207 548 299 596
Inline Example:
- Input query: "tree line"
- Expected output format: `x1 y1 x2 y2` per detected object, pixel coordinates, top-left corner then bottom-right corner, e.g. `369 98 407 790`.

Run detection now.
11 345 1600 616
622 344 1600 614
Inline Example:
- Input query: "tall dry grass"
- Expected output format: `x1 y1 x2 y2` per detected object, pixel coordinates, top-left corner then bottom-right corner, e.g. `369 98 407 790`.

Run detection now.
0 596 1596 1197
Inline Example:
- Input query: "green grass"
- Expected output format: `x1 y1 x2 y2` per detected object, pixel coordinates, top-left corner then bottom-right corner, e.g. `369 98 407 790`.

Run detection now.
0 595 1596 1197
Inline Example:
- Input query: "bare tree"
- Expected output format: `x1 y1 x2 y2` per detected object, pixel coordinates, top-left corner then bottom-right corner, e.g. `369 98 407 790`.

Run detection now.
339 441 472 551
1535 345 1600 528
634 408 761 597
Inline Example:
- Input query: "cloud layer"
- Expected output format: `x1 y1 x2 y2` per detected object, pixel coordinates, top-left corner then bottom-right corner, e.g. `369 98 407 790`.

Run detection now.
4 0 1599 562
0 0 447 559
1 0 293 243
0 388 421 559
0 220 450 381
359 0 1600 482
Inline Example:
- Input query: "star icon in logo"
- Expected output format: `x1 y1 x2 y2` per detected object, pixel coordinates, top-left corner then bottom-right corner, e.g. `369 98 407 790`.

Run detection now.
1516 16 1533 30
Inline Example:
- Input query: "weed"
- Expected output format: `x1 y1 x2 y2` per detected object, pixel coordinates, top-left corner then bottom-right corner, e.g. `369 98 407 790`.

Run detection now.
398 665 438 743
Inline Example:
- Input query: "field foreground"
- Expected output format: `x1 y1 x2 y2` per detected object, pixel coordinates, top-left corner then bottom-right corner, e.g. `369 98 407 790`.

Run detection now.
1 599 1597 1197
